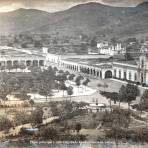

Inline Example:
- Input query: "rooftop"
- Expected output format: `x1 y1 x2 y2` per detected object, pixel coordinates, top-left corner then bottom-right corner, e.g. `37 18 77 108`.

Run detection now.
64 56 113 68
0 48 45 59
113 60 138 66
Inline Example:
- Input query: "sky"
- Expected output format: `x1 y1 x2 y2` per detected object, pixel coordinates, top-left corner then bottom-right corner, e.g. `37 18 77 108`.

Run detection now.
0 0 148 12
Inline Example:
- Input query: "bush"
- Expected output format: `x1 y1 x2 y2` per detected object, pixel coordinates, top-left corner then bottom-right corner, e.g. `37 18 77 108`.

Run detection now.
75 123 82 133
105 128 148 142
101 108 130 128
0 116 13 131
14 111 32 126
40 127 59 141
100 91 118 101
31 108 43 126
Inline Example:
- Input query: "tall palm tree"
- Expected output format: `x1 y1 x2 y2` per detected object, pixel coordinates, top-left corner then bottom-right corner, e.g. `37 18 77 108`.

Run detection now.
29 99 35 111
67 86 73 101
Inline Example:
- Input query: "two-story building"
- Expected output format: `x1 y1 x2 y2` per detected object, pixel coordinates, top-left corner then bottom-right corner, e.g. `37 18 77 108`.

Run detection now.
97 41 125 56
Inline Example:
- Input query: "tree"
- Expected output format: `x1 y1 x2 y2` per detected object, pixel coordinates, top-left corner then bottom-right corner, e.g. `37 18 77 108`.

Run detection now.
67 86 73 101
14 111 32 126
6 77 20 93
34 40 42 48
126 83 139 111
139 90 148 116
56 74 67 86
75 80 81 92
118 85 126 108
56 75 62 92
75 76 83 92
75 123 82 133
29 99 35 111
118 84 139 111
49 102 60 116
102 108 130 144
37 69 55 101
53 67 58 72
21 42 27 48
59 70 64 74
108 92 116 110
64 71 70 77
90 37 97 47
39 84 52 102
100 91 118 110
110 37 118 45
0 116 13 131
82 78 90 91
60 82 67 97
20 81 31 94
68 74 75 85
0 73 10 85
0 85 8 100
31 108 43 126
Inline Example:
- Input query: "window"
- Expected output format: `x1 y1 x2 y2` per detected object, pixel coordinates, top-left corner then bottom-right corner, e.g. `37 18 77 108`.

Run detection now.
141 60 144 68
124 71 127 79
134 73 137 81
141 73 144 83
114 69 116 77
119 70 121 79
100 71 102 78
129 72 132 81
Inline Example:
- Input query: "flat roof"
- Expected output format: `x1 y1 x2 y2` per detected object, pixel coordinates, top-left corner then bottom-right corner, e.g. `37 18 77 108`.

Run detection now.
61 54 111 60
61 55 138 69
63 57 113 68
0 49 45 58
114 60 137 66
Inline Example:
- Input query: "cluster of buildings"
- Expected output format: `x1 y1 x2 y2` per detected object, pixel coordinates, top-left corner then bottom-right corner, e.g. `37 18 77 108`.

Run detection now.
97 41 125 56
1 40 148 87
90 40 144 58
44 45 148 86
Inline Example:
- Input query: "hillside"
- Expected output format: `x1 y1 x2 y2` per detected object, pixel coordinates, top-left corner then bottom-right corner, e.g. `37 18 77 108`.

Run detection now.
0 8 51 34
0 2 148 39
33 2 148 38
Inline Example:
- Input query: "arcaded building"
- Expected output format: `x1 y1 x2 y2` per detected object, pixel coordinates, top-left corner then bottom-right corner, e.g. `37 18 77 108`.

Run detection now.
0 46 45 68
46 52 148 86
1 46 148 86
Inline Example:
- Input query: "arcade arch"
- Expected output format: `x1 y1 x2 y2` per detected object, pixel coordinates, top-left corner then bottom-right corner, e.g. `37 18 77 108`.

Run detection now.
105 70 112 79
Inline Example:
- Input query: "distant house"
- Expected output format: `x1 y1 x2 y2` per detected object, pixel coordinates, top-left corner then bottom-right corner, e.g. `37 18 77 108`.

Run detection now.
141 41 148 53
97 41 125 56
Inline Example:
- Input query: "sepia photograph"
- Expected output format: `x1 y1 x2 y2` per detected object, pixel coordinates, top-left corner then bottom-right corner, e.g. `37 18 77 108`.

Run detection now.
0 0 148 147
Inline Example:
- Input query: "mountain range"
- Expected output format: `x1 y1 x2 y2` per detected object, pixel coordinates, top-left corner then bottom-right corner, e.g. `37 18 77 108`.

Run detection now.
0 2 148 39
